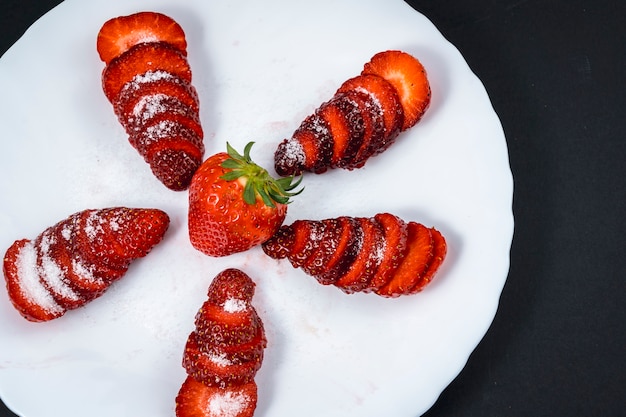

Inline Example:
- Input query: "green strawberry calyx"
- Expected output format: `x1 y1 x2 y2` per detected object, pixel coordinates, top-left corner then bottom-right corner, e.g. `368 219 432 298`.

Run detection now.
221 141 304 207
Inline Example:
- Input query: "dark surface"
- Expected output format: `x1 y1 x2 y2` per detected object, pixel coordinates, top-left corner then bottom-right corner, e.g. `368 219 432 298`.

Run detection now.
1 1 624 416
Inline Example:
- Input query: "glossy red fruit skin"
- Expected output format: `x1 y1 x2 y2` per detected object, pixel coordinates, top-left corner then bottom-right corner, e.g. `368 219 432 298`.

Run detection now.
188 152 287 257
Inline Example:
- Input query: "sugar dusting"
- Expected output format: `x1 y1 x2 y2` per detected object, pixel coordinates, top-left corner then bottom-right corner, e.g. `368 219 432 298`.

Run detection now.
207 351 233 367
15 241 63 314
207 389 251 417
280 138 305 165
38 231 81 302
223 297 247 313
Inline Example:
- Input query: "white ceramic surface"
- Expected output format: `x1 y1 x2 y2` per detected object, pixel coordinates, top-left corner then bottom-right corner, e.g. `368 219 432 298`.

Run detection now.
0 0 514 416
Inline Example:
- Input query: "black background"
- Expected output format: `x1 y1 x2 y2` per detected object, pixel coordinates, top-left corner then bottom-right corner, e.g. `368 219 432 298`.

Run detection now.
1 1 624 416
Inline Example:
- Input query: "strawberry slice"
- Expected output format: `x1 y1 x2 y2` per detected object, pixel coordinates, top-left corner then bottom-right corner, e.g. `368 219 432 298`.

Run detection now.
338 74 403 152
206 268 256 306
132 115 204 154
205 323 266 365
318 94 364 169
146 147 203 191
330 92 366 168
102 41 192 103
368 213 409 291
97 11 187 65
286 220 328 268
194 301 259 347
74 208 170 272
119 92 199 135
334 217 385 293
313 217 361 285
3 239 65 322
71 215 129 285
375 222 434 298
175 376 257 417
301 218 342 280
339 89 385 170
34 228 85 310
114 70 200 133
260 224 295 260
362 50 431 130
50 216 110 299
134 122 204 164
183 332 262 387
410 227 447 293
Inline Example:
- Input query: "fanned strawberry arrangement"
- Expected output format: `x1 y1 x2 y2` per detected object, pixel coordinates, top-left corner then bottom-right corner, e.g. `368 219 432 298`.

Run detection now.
274 50 430 176
262 213 446 297
97 12 204 191
2 207 169 322
176 269 266 417
2 8 450 416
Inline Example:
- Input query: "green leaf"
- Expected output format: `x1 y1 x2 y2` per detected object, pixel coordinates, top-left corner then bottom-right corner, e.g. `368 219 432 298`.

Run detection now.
218 141 304 207
243 180 256 205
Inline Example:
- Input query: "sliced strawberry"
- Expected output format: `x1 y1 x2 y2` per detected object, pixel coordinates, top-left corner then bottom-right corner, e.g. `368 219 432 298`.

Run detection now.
74 208 170 271
146 148 202 191
339 89 385 170
120 93 199 135
273 137 306 177
301 218 342 279
132 116 204 156
316 99 352 168
97 11 187 65
203 323 266 365
362 50 431 130
260 224 294 260
410 227 447 293
315 217 362 285
51 217 110 299
175 376 257 417
194 302 259 347
114 70 200 133
368 213 409 292
3 239 65 322
338 74 403 153
375 222 434 298
102 41 192 103
285 220 327 268
182 332 262 387
299 113 335 173
34 228 85 310
334 217 385 293
331 91 365 168
139 127 204 163
206 268 256 306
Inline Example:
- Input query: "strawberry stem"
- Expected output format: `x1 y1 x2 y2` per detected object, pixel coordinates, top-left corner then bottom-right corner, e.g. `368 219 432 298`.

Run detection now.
221 142 304 207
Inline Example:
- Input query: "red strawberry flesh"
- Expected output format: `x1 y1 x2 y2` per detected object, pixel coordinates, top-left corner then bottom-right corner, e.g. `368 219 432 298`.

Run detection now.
97 11 188 65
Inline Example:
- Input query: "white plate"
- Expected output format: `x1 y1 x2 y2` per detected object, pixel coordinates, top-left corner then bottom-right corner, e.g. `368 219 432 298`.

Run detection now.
0 0 513 416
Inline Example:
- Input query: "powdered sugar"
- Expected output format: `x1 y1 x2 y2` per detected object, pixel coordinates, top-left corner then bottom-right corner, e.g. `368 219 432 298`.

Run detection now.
206 351 233 367
132 93 170 122
121 70 175 96
37 231 81 302
207 390 251 417
223 297 247 313
279 138 305 165
15 241 64 314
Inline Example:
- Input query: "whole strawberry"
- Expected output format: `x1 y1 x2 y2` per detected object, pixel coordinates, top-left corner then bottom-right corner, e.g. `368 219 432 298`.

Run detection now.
188 142 302 257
